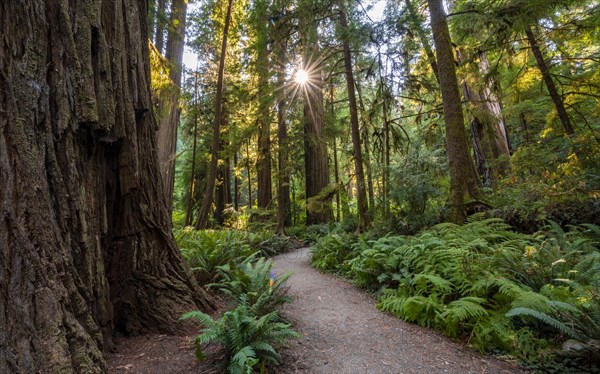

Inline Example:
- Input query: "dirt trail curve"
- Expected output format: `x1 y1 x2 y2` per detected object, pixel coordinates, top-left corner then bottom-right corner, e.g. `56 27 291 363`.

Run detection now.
274 247 522 374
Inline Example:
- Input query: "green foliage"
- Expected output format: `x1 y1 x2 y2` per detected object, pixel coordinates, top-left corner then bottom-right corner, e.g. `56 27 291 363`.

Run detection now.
176 228 297 285
311 217 600 370
246 208 277 232
246 231 297 257
211 258 292 317
177 229 258 285
388 147 448 234
180 229 298 372
181 303 299 373
310 232 360 273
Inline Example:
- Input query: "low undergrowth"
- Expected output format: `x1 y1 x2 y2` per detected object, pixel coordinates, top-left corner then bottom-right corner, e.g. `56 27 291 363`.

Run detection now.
179 229 298 373
176 228 298 286
310 217 600 373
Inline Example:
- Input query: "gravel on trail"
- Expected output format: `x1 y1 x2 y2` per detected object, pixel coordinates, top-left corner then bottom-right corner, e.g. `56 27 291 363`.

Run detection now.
274 247 523 374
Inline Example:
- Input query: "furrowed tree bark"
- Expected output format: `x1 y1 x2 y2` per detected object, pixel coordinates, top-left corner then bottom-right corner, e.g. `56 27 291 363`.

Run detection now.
338 0 371 231
427 0 480 224
156 0 187 213
196 0 234 229
255 0 273 209
300 0 332 225
525 25 574 136
246 139 253 208
0 0 211 372
214 96 231 225
377 51 391 218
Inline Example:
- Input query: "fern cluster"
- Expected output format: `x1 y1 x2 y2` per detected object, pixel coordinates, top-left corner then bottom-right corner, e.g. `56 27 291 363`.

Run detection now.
310 218 600 371
210 258 292 317
176 228 297 285
310 232 360 273
180 229 298 373
182 302 299 373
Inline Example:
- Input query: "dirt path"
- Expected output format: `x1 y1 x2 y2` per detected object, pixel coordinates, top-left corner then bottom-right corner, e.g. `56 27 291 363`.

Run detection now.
274 247 522 374
108 246 523 373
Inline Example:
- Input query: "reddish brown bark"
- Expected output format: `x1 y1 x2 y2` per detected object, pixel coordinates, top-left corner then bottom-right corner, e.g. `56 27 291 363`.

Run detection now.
300 0 332 225
0 0 210 371
256 0 273 209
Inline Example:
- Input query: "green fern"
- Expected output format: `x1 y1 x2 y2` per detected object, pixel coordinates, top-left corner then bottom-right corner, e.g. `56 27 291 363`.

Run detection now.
507 307 582 339
181 303 299 373
210 257 292 317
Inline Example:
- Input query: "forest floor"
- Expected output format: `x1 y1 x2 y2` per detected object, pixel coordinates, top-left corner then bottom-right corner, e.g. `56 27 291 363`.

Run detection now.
107 247 524 373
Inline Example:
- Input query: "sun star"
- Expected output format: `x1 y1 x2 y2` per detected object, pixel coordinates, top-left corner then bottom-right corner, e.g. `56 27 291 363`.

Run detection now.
295 69 309 85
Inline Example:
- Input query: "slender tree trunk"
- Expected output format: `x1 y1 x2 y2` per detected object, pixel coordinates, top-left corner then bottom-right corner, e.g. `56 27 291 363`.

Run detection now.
520 112 530 144
525 26 574 135
155 0 167 53
148 0 157 42
215 98 230 225
276 17 291 233
427 0 480 224
374 47 392 218
406 0 440 84
156 0 187 213
215 136 229 225
0 1 210 371
330 85 342 222
196 0 234 229
185 71 200 226
246 139 253 208
256 0 273 209
381 81 391 218
300 0 332 225
234 153 240 211
355 80 376 217
339 0 370 231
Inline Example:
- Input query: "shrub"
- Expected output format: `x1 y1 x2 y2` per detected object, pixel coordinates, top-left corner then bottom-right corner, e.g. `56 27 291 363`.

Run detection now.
310 232 359 273
310 216 600 370
246 231 297 257
211 258 292 317
181 303 299 374
176 229 258 285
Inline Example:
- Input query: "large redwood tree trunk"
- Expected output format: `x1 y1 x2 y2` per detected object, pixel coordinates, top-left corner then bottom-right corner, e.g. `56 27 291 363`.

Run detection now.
0 1 210 372
255 0 273 209
300 0 332 225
